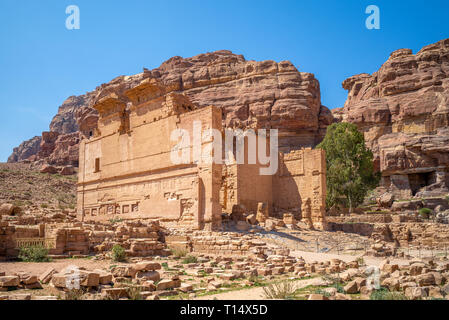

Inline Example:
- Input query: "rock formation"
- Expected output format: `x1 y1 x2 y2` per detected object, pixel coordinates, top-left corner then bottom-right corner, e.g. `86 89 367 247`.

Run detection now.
335 38 449 199
7 136 41 163
8 50 332 166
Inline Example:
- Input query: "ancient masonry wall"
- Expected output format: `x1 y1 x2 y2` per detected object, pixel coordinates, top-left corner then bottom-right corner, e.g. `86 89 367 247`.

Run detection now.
165 233 290 257
0 222 90 258
220 148 327 230
77 79 222 230
274 148 327 229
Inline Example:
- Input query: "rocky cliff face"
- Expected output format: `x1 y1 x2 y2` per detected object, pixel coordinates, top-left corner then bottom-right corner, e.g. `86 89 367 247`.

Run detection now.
7 136 41 163
335 38 449 199
8 50 332 166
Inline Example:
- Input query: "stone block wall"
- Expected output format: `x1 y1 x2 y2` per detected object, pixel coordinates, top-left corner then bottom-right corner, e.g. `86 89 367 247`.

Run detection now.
77 80 223 230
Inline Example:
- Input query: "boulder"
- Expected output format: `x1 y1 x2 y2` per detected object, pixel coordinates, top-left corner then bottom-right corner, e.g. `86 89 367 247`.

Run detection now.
416 273 436 287
405 287 428 300
409 262 426 276
427 286 444 299
344 280 359 294
40 164 58 174
0 276 20 287
378 193 394 208
381 277 400 291
59 166 75 175
51 271 99 288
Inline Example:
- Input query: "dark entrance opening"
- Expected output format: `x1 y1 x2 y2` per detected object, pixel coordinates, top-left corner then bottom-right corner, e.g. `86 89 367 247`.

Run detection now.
408 172 434 195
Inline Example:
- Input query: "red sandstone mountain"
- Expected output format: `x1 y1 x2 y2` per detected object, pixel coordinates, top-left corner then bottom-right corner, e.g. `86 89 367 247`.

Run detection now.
8 50 333 166
334 38 449 198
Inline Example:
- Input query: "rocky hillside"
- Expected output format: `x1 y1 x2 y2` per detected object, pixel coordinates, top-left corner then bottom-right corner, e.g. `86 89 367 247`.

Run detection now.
0 163 77 214
334 38 449 198
8 50 334 166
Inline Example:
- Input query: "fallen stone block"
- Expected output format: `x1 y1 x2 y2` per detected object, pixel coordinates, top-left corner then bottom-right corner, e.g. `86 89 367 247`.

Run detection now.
156 279 181 291
135 271 160 282
23 282 43 290
416 273 436 287
93 269 113 285
0 276 20 287
405 286 428 300
80 271 100 287
111 266 137 278
134 261 162 272
17 273 38 285
179 283 193 293
344 280 359 294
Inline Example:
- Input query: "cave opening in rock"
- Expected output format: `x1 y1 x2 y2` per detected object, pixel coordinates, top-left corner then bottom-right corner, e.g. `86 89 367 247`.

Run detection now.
408 172 435 195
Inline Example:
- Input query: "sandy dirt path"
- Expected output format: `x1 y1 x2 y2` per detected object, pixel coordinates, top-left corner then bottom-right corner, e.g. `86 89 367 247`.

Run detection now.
0 259 113 275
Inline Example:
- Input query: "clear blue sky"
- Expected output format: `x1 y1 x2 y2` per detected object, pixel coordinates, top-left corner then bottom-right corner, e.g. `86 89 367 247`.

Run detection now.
1 0 448 162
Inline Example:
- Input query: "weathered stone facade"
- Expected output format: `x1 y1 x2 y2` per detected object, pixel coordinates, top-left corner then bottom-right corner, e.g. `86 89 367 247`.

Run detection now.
77 79 327 230
77 79 223 230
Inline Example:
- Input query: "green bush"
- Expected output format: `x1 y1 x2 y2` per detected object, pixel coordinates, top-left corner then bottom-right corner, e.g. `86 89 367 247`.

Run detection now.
182 255 198 264
111 244 126 262
314 288 331 297
370 288 408 300
418 208 432 219
18 245 50 262
109 218 123 225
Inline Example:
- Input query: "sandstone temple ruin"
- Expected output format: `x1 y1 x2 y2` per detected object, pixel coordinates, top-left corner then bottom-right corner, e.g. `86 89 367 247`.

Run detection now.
76 79 327 231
